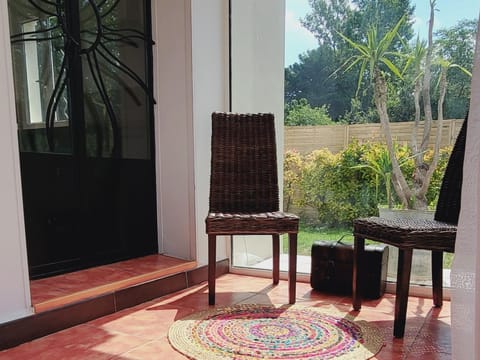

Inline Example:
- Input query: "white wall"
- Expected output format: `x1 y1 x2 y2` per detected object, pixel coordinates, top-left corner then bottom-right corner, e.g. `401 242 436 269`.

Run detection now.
153 0 230 265
229 0 286 264
191 0 230 266
189 0 286 266
231 0 286 119
152 0 196 259
0 1 33 322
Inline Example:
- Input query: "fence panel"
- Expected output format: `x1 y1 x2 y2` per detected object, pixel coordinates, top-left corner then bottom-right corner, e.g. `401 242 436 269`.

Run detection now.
284 119 464 154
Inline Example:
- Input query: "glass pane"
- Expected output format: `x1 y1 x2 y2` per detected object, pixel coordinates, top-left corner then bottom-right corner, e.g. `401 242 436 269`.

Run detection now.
282 0 476 287
80 0 152 159
229 0 476 289
8 1 72 154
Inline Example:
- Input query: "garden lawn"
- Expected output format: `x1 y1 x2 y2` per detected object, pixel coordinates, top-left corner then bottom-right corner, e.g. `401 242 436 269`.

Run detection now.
283 224 354 256
285 224 453 269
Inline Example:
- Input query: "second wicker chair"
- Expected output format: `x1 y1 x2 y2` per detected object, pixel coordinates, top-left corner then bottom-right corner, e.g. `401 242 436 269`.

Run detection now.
352 117 466 338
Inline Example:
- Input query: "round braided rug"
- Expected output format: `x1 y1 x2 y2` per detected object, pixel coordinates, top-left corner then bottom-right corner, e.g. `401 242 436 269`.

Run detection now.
168 304 384 359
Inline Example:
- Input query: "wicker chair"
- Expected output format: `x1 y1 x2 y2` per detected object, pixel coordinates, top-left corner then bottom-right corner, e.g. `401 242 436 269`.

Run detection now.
352 117 467 338
205 112 299 305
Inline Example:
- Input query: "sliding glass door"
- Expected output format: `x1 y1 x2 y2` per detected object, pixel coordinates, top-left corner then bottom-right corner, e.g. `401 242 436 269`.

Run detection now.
8 0 158 278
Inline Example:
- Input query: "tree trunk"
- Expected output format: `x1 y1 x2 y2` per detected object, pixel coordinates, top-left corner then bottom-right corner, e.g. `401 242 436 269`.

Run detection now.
410 0 437 210
411 79 422 154
373 70 412 208
421 1 435 152
419 67 447 198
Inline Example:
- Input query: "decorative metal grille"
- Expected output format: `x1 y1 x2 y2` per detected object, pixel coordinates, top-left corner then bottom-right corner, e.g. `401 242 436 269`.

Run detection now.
9 0 154 153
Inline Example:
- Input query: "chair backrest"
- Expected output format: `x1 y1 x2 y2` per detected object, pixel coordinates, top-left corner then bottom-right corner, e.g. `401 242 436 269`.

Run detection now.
434 115 468 224
208 112 280 213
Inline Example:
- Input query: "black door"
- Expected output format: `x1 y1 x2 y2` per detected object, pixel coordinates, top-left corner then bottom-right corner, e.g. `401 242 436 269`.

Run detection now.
8 0 158 279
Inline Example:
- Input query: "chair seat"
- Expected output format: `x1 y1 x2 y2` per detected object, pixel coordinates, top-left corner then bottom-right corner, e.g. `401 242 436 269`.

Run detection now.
206 211 299 235
354 217 456 252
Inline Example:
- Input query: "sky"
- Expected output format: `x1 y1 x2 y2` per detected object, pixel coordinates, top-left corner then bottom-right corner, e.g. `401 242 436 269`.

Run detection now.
285 0 480 66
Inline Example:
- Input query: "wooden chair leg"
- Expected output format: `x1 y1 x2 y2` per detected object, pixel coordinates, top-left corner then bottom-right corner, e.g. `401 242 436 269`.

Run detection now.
272 234 280 285
208 234 217 305
394 248 413 338
352 235 365 311
288 232 297 304
432 251 444 307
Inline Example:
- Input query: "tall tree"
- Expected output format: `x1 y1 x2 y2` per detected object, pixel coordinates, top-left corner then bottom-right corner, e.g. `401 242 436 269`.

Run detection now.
285 46 354 120
301 0 353 52
286 0 475 126
349 0 415 44
433 19 477 118
407 1 471 205
288 0 415 122
336 16 412 205
337 1 472 210
302 0 414 51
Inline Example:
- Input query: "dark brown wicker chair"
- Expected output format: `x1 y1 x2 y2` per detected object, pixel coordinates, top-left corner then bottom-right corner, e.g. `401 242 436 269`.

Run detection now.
205 112 299 305
352 116 467 338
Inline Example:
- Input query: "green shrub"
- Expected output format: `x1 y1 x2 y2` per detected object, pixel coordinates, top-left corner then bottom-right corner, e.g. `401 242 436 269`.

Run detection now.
283 150 304 212
283 142 452 228
284 98 335 126
295 142 378 227
353 142 414 208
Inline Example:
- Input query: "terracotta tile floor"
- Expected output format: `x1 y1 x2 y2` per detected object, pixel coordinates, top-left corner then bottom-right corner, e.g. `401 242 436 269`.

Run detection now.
0 272 451 359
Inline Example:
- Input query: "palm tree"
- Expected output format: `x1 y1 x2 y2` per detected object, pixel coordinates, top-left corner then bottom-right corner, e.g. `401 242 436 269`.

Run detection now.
352 144 414 209
336 15 415 208
336 1 470 210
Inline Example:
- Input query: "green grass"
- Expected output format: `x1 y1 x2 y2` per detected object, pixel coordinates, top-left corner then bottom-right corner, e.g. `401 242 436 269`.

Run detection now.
444 253 453 269
283 223 453 269
282 224 353 256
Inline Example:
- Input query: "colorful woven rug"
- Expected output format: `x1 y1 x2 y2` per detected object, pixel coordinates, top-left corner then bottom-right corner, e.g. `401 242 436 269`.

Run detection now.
168 304 384 359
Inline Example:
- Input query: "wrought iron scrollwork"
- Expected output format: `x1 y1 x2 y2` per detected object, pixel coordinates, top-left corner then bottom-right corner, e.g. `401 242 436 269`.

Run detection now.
9 0 154 154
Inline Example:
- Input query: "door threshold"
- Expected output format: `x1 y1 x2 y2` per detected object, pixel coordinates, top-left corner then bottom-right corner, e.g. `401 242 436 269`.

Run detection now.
30 254 197 313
